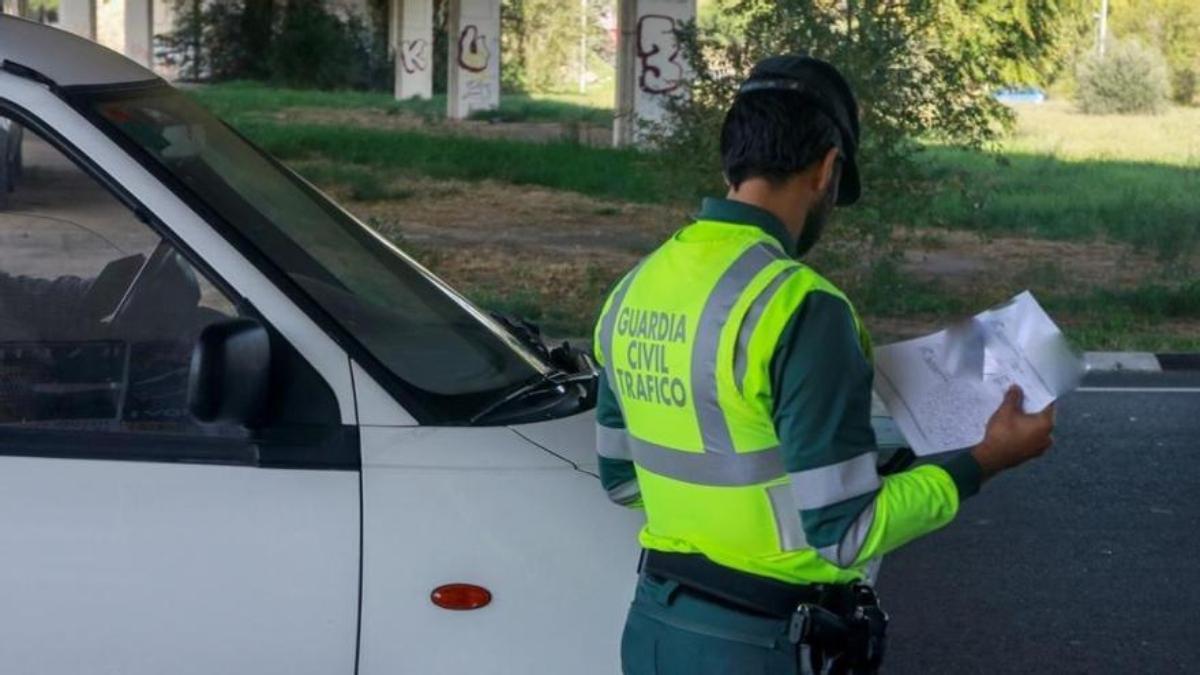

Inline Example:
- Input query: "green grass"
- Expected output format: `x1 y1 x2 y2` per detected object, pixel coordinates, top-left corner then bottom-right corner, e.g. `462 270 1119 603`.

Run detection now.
853 258 973 317
194 84 1200 257
190 81 613 126
189 82 668 203
192 84 1195 249
465 94 612 125
291 161 415 201
522 80 617 112
911 101 1200 259
1045 283 1200 352
1053 281 1200 321
189 81 403 118
234 118 670 203
914 149 1200 258
186 83 1200 349
1007 100 1200 165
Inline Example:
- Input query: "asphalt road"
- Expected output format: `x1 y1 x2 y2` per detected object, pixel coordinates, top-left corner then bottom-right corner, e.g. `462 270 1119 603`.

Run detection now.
879 371 1200 674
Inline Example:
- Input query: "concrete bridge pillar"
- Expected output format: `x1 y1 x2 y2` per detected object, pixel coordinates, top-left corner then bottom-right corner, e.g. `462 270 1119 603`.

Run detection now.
58 0 97 40
390 0 434 100
0 0 30 18
614 0 695 146
446 0 501 120
124 0 154 68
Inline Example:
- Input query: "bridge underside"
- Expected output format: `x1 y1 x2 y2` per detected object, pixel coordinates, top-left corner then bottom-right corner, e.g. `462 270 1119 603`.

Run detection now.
28 0 696 144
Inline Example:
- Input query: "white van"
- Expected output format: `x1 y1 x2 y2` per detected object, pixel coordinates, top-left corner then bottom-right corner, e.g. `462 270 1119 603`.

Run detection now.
0 16 908 674
0 15 647 674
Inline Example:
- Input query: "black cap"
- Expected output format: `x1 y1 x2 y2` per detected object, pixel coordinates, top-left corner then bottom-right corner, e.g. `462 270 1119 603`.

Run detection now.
738 55 861 205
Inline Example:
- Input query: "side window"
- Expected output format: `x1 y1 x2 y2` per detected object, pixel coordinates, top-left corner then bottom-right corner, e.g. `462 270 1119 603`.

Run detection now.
0 114 243 436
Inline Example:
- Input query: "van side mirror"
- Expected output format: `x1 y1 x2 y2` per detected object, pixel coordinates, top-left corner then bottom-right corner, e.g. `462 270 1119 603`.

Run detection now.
187 318 271 427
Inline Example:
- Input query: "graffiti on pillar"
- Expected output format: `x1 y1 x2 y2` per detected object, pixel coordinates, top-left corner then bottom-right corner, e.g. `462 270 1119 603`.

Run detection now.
457 25 491 73
463 80 494 105
636 15 684 94
399 39 430 74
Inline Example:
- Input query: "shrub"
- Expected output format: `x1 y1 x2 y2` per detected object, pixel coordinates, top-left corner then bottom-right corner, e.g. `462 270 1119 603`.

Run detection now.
1171 67 1197 106
500 0 615 94
641 0 1080 253
269 0 386 90
160 0 390 90
641 0 1095 206
1076 40 1171 115
158 0 259 82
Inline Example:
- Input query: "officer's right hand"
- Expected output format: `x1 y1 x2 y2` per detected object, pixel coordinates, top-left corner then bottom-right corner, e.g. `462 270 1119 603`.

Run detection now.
972 385 1055 481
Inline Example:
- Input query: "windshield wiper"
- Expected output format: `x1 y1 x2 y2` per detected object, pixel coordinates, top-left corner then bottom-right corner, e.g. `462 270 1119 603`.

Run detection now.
468 369 596 426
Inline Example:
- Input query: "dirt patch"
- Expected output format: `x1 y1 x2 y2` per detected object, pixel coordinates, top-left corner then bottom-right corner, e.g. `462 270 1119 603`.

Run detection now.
328 177 687 334
324 175 1197 345
334 176 685 255
273 107 612 146
896 227 1168 294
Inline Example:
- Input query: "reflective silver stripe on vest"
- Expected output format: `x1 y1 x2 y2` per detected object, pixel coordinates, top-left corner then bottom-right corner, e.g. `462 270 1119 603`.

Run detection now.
692 243 788 455
599 266 641 415
630 436 785 487
788 452 881 510
817 499 877 567
733 266 800 394
766 483 808 551
607 479 642 506
596 424 632 461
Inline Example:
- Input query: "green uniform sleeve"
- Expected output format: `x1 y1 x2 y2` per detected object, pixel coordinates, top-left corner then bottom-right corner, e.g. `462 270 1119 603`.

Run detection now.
595 369 643 508
771 291 982 568
593 271 643 509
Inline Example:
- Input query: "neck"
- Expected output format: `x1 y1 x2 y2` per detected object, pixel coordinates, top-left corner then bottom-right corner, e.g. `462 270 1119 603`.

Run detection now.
726 180 810 244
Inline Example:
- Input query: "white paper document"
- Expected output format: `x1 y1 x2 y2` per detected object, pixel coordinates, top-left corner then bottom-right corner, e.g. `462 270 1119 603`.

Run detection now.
873 291 1084 456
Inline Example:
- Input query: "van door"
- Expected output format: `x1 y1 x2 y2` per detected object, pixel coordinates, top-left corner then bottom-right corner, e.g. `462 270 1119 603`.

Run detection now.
0 112 360 674
353 372 645 675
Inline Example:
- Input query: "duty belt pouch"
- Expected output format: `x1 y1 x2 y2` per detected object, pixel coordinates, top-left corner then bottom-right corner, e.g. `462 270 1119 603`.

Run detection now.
854 604 888 672
788 585 889 675
849 581 888 667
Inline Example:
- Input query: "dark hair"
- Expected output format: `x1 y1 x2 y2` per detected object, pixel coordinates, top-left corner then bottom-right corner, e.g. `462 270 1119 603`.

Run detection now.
720 90 842 190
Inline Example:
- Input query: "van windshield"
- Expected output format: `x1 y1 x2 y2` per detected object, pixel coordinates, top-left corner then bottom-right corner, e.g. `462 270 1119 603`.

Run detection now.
72 84 550 424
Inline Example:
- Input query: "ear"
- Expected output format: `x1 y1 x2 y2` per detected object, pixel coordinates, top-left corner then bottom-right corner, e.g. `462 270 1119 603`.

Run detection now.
815 147 840 194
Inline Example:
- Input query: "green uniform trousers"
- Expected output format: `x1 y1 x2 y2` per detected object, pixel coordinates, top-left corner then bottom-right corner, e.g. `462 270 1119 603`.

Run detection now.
621 574 819 675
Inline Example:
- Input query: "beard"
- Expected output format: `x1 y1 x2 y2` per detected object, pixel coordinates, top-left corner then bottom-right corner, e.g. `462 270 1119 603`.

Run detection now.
794 180 837 258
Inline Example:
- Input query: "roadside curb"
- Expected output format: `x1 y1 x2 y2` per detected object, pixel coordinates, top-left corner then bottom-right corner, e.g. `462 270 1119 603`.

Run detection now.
1084 352 1162 373
1084 352 1200 373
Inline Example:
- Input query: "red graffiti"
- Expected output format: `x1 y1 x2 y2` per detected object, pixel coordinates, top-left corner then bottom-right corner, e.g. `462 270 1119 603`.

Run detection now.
637 14 684 94
457 25 490 73
399 39 429 74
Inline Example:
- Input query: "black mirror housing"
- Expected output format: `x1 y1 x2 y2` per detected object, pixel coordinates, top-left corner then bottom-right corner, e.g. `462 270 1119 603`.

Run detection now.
187 318 271 427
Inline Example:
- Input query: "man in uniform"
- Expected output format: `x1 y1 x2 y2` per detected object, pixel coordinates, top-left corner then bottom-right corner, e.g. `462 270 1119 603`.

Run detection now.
592 55 1056 674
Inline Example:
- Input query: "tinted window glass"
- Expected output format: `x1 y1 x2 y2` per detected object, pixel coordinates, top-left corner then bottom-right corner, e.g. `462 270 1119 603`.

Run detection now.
0 116 241 436
77 85 549 423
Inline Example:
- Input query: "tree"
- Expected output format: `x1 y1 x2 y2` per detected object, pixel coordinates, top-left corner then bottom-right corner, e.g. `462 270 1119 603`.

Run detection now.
159 0 390 89
656 0 1089 198
1076 38 1170 114
1109 0 1200 104
159 0 253 82
643 0 1090 260
500 0 613 93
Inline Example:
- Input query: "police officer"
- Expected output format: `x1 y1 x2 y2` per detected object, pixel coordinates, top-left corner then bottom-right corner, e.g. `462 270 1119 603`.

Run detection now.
593 55 1056 674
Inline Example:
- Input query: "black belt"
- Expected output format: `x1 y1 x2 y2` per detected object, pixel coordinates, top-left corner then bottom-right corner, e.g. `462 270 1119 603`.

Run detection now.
639 550 860 619
641 550 888 672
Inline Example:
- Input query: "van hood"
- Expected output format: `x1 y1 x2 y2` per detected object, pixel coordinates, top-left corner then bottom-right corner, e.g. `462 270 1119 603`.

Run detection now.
509 410 600 472
509 394 907 474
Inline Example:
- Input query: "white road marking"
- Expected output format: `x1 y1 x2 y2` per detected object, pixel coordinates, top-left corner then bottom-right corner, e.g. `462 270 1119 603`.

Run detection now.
1075 387 1200 394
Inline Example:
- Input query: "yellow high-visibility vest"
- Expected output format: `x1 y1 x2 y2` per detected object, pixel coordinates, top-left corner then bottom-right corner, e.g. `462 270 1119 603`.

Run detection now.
594 218 958 584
